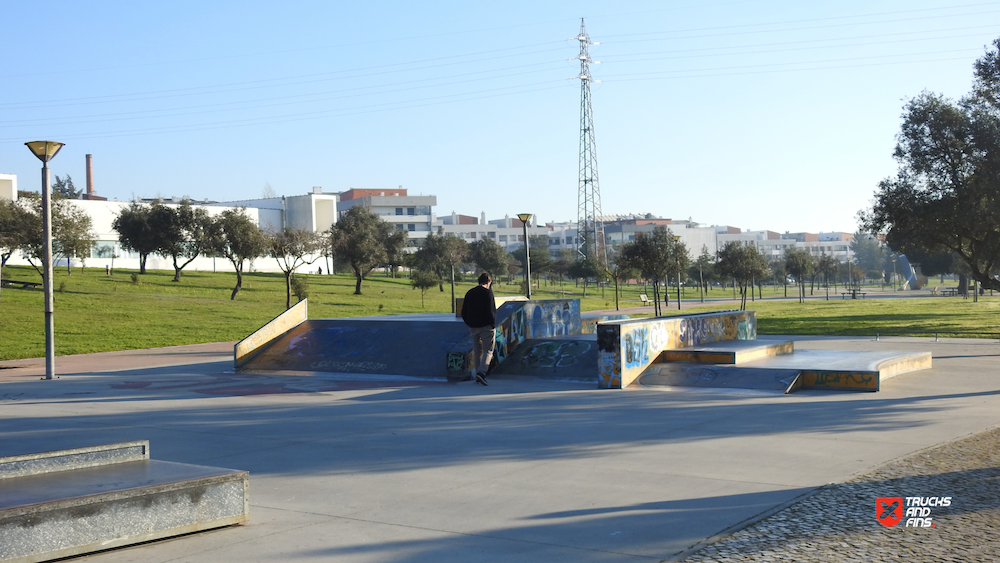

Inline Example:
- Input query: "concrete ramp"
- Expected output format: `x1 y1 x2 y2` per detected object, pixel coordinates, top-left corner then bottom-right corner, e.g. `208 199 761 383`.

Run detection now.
640 364 801 393
240 316 469 378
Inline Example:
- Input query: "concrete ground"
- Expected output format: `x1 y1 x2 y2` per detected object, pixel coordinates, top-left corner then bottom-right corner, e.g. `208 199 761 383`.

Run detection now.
1 335 998 562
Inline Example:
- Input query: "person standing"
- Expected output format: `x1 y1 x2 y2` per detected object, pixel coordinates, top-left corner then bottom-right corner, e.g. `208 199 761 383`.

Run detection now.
461 272 497 386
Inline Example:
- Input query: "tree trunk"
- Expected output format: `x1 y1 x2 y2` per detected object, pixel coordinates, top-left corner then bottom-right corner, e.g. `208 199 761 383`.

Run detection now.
286 271 294 308
354 268 364 295
231 267 243 300
139 254 148 275
450 265 456 314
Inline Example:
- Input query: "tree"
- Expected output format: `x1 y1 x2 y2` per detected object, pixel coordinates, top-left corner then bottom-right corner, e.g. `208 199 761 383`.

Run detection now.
331 206 402 295
0 200 33 302
410 270 439 308
860 38 1000 291
157 200 215 282
18 195 95 277
51 175 80 199
510 235 553 289
770 258 788 298
692 245 715 299
384 229 407 278
551 248 575 285
209 208 268 300
607 246 639 310
617 227 684 315
716 242 769 310
567 257 603 299
784 248 815 303
816 254 839 298
414 230 469 311
470 237 508 279
54 203 96 274
270 228 321 308
851 232 886 280
113 202 161 274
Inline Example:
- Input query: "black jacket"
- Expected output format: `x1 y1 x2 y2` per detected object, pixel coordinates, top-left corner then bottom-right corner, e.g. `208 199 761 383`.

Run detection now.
461 285 496 328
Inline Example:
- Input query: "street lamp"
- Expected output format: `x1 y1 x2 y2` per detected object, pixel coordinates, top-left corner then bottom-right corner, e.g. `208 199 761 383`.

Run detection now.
25 140 65 381
517 213 532 299
673 235 682 310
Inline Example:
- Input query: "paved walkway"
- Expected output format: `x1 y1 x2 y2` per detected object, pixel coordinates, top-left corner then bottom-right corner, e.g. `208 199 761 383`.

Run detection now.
1 336 998 562
676 425 1000 562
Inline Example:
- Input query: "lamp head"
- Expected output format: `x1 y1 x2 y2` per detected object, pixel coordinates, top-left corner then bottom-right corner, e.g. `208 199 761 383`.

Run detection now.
517 213 532 225
25 141 65 163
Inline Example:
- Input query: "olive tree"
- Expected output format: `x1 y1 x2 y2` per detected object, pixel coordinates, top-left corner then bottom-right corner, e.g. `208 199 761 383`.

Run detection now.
716 242 769 310
331 206 406 295
209 208 268 300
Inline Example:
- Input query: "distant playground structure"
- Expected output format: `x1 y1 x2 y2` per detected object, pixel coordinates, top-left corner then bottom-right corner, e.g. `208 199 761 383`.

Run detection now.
235 298 931 393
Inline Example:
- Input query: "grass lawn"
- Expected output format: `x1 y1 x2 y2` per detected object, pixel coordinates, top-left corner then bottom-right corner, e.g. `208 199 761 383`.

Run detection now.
0 265 997 361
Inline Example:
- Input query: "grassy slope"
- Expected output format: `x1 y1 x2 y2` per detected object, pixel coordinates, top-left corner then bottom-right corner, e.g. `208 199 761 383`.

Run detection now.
0 265 996 360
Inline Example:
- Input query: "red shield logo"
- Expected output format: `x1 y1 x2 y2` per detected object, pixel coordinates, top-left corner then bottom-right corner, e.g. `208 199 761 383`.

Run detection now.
876 497 903 527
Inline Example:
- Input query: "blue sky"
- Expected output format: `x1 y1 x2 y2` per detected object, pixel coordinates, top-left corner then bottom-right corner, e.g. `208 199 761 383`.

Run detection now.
2 1 998 233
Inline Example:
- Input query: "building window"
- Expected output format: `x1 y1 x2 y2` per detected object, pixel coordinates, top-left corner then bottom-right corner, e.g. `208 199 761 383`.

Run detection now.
499 235 507 242
408 224 416 231
407 207 415 216
397 225 405 230
395 207 403 215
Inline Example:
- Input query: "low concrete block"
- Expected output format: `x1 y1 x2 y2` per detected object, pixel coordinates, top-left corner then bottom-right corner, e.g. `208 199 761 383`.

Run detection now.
0 443 249 563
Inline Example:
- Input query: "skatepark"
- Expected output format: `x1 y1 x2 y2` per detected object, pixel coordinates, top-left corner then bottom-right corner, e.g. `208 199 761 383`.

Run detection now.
1 300 999 562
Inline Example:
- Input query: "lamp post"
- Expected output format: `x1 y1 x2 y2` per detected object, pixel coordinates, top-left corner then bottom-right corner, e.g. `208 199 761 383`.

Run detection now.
699 261 704 303
517 213 532 299
25 141 64 381
673 235 681 310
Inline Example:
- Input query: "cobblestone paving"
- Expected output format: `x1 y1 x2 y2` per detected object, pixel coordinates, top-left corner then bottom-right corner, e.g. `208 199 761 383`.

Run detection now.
677 426 1000 562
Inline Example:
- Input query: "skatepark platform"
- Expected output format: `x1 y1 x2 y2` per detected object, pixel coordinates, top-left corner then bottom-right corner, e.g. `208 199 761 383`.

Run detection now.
235 300 931 392
0 441 249 563
641 348 933 393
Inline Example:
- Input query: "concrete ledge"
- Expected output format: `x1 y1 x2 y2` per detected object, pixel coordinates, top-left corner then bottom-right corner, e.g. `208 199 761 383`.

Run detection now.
0 441 148 480
662 340 794 365
0 446 249 563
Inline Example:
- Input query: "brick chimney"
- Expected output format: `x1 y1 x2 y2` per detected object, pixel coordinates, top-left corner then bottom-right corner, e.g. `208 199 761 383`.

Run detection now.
86 154 94 197
83 154 107 201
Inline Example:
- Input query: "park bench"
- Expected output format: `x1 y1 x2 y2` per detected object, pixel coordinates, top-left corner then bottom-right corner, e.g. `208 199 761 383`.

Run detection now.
638 293 650 306
0 441 249 563
0 279 40 289
942 288 959 297
840 290 867 299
